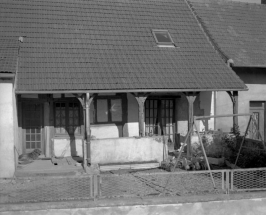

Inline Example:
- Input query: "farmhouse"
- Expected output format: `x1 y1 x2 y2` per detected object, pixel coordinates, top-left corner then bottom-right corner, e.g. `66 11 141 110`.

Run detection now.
0 0 246 178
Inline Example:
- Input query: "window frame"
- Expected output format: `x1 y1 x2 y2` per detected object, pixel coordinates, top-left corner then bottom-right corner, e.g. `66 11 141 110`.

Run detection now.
93 96 125 124
152 29 175 46
53 98 82 137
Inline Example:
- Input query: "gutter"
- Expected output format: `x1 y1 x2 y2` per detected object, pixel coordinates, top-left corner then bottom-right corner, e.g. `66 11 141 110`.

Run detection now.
15 87 248 94
232 65 266 68
0 73 15 78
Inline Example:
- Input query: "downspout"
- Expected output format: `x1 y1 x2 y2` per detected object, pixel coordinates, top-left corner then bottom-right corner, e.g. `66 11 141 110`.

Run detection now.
85 93 90 165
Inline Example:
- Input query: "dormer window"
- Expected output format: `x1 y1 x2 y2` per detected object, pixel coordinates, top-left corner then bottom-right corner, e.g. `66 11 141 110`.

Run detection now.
152 30 175 47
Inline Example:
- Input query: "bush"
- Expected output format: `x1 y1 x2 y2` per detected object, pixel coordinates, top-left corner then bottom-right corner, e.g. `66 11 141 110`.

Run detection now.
221 124 266 168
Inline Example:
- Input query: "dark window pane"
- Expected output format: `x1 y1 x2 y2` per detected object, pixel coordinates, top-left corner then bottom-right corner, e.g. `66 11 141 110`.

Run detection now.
97 99 108 122
31 142 36 148
26 142 31 149
154 31 172 43
31 134 35 141
36 134 41 141
26 135 30 141
111 99 122 122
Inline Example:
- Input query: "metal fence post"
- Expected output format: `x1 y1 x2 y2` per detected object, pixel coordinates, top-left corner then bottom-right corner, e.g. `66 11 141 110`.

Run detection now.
93 174 100 199
226 170 230 194
90 175 94 198
230 170 234 192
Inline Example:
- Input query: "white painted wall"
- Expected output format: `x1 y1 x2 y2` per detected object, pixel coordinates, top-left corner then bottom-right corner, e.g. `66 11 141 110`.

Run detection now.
91 124 119 139
90 136 167 164
53 138 83 157
0 81 15 178
124 93 139 137
198 91 215 132
216 84 266 134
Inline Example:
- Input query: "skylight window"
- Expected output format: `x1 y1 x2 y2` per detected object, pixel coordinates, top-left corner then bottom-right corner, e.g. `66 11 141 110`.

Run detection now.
152 30 175 47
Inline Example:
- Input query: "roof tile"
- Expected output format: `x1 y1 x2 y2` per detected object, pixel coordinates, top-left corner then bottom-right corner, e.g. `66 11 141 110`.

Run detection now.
0 0 246 91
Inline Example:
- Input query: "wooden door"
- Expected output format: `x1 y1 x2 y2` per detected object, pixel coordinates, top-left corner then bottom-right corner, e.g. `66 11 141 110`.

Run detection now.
22 103 44 153
249 101 264 140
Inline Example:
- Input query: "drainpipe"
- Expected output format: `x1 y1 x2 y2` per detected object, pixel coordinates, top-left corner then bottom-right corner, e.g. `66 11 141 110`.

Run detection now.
85 93 90 165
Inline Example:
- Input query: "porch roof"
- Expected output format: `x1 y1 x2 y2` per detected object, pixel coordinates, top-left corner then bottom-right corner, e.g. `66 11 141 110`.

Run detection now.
0 38 19 74
0 0 246 92
188 0 266 67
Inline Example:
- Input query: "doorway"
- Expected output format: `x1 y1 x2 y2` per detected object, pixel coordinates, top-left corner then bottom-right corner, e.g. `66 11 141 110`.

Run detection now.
145 99 175 143
22 103 44 153
249 101 265 140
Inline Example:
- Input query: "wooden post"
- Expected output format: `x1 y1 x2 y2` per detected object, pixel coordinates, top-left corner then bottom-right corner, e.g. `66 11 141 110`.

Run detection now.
227 91 239 129
75 93 94 166
85 93 95 165
75 94 87 167
184 92 198 158
134 93 148 137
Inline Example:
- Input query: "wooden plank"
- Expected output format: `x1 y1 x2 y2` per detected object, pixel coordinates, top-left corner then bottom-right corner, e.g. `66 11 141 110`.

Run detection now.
99 162 160 171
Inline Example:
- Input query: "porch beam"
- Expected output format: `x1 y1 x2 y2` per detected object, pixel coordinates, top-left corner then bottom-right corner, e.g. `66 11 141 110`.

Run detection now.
133 93 149 137
184 92 199 158
227 91 239 128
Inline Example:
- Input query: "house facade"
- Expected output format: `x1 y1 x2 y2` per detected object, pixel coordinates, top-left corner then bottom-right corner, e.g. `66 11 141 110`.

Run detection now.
189 0 266 139
0 0 246 178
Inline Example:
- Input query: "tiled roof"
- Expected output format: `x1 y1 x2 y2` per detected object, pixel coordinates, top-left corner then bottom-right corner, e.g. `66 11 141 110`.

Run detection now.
0 0 246 91
0 38 19 73
188 0 266 67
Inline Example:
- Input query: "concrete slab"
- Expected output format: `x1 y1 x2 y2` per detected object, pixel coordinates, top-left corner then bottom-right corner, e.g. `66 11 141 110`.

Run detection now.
2 192 266 215
15 160 84 177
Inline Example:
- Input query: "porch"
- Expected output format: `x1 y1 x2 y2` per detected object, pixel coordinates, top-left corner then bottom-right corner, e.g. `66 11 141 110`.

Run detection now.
12 91 241 176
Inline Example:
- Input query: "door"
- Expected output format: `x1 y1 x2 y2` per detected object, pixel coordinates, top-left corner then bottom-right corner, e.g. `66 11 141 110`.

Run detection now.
249 101 264 140
145 99 175 143
22 103 44 153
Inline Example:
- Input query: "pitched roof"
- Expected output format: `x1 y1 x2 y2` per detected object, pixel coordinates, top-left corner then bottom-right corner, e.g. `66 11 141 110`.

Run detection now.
0 0 246 92
0 38 19 73
188 0 266 67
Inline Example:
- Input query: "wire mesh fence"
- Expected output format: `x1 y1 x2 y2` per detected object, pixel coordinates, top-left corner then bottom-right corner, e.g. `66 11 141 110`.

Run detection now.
99 170 226 198
0 175 93 204
2 168 266 204
230 168 266 192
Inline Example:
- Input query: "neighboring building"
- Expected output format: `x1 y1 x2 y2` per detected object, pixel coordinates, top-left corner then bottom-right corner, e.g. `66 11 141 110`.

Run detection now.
0 0 246 177
189 0 266 138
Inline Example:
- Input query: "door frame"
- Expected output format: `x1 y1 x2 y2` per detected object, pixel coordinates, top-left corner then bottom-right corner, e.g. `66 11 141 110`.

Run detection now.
249 101 265 141
21 101 45 154
145 97 176 142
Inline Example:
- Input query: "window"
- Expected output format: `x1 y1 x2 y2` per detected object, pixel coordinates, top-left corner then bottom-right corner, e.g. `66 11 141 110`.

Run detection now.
152 30 175 46
95 98 122 123
55 102 81 135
